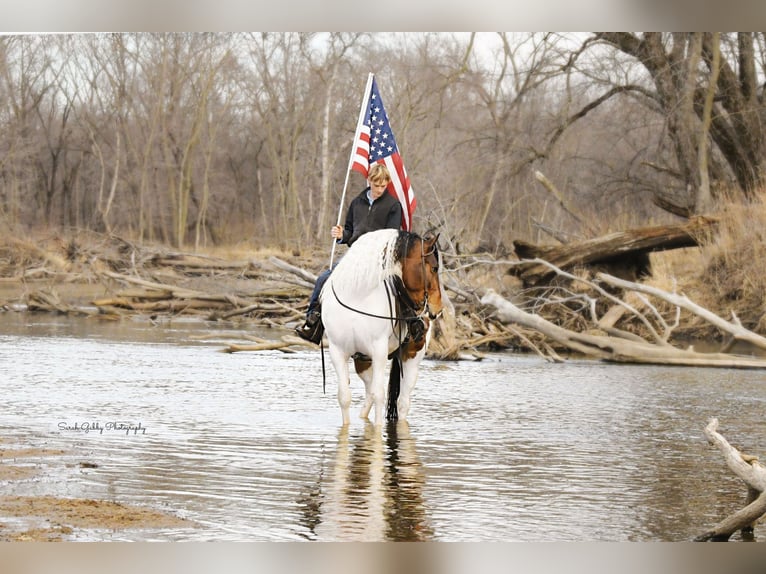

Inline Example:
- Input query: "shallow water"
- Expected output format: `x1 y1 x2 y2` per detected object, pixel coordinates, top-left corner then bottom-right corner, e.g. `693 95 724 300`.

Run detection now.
1 312 765 541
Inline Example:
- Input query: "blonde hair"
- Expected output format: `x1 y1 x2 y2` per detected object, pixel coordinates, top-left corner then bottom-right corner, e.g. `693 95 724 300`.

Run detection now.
368 163 391 185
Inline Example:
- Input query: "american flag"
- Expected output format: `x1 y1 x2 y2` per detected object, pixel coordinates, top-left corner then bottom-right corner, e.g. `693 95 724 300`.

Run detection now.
351 76 416 231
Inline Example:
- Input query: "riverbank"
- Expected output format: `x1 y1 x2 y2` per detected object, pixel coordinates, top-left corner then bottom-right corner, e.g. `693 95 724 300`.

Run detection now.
0 434 194 541
1 223 765 360
0 231 504 359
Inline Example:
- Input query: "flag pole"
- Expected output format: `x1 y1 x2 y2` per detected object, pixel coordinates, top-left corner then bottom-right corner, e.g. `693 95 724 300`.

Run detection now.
329 72 374 267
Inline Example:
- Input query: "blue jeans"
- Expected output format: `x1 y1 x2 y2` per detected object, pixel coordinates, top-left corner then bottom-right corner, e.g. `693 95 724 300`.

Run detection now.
308 263 337 313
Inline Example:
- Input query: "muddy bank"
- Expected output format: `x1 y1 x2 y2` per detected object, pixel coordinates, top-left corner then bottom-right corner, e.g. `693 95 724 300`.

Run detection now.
0 437 194 542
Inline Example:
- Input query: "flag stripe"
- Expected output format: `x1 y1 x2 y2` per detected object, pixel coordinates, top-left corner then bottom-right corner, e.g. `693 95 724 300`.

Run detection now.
348 76 415 231
351 126 371 176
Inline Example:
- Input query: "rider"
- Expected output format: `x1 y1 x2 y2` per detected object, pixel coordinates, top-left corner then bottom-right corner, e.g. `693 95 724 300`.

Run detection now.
296 163 403 343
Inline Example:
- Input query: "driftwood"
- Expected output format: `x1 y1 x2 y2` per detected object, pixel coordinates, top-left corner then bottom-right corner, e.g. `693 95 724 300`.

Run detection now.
26 290 97 316
512 216 719 285
695 418 766 541
98 270 236 302
482 259 766 368
8 229 765 362
222 335 316 353
152 253 255 270
482 289 766 368
597 273 766 353
268 256 317 287
1 233 523 358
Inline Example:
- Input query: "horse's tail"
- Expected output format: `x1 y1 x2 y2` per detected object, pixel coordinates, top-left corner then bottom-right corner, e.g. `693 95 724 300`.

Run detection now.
386 355 401 421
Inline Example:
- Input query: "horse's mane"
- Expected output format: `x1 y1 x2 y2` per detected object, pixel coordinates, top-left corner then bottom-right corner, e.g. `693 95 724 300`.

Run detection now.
324 228 412 297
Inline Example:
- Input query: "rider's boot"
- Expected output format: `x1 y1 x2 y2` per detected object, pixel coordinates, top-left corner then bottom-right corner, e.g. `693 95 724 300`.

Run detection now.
295 307 324 344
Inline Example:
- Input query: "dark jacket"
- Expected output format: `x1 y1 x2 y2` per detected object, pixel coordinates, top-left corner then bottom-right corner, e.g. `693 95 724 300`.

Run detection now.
340 188 402 246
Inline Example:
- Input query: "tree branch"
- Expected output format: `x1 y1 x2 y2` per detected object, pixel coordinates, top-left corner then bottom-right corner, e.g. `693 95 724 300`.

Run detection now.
695 418 766 541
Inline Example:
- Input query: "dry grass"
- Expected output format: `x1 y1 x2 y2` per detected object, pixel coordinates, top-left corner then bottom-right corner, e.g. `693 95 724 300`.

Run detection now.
700 198 766 332
648 192 766 337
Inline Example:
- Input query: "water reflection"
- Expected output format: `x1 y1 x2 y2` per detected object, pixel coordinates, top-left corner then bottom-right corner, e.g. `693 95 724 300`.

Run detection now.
305 422 432 541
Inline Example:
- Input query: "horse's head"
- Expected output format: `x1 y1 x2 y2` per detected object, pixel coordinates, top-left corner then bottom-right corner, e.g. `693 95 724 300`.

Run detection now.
401 231 443 320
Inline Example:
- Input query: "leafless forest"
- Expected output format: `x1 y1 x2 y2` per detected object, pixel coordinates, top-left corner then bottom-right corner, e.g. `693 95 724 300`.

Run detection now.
1 32 764 253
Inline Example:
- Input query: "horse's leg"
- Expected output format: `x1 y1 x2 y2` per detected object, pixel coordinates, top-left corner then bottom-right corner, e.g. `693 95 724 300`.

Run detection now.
397 345 427 420
353 355 374 420
369 349 389 426
328 345 352 425
397 357 418 420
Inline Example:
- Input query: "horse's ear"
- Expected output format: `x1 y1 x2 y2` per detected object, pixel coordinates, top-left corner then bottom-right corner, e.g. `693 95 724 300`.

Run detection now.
423 229 440 244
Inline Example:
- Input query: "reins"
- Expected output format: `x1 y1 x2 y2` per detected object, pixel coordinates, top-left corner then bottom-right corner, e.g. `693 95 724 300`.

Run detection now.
330 280 423 322
329 234 436 322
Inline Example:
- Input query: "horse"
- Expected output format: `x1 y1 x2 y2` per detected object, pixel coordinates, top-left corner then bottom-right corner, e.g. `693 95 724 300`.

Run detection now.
319 228 443 426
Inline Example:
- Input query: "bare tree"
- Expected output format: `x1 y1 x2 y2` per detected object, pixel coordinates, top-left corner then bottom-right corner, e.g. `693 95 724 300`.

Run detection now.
242 32 318 249
301 33 364 242
0 36 54 228
586 33 766 216
4 31 761 254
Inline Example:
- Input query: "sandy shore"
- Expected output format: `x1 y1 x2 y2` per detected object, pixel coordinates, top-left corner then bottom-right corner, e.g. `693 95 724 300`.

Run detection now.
0 438 194 541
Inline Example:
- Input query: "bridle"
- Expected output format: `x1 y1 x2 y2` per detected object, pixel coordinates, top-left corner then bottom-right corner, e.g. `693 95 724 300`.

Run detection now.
329 234 441 323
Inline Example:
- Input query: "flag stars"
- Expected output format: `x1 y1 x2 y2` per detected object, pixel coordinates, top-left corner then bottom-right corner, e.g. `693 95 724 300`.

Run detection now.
359 80 399 159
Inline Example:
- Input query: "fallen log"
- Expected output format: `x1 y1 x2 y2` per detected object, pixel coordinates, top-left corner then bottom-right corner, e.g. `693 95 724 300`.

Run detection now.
98 270 246 306
152 253 254 270
268 256 317 287
222 334 315 353
211 302 288 321
512 216 718 285
481 289 766 368
98 270 208 298
26 290 98 316
597 273 766 353
110 289 174 300
695 418 766 541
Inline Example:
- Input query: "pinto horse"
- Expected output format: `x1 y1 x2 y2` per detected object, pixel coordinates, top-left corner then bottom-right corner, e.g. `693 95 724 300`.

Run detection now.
320 228 443 426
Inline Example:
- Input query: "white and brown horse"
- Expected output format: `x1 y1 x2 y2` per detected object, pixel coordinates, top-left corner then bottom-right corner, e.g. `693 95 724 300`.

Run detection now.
320 228 443 426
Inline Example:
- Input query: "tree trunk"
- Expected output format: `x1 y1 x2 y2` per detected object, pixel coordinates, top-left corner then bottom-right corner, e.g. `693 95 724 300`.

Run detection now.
696 33 720 214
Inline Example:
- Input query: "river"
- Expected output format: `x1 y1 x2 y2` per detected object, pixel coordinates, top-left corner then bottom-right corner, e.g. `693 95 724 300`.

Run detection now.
1 312 764 541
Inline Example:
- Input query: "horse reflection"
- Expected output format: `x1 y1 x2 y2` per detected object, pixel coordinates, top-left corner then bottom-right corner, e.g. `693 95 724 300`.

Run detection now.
308 421 433 541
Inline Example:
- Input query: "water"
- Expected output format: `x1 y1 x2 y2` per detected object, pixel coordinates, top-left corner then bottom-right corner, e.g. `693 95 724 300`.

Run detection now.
1 312 765 541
